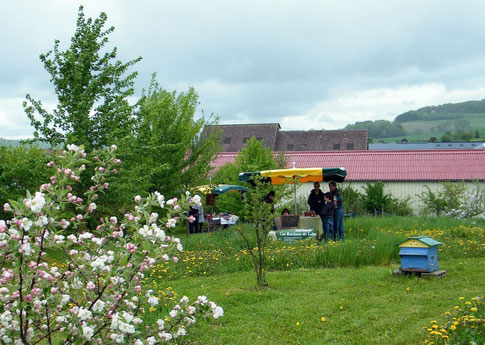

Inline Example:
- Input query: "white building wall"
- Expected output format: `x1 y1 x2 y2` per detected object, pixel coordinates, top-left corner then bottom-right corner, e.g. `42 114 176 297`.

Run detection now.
295 181 480 215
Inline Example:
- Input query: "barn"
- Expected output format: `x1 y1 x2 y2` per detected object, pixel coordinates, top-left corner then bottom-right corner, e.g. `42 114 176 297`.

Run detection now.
212 150 485 214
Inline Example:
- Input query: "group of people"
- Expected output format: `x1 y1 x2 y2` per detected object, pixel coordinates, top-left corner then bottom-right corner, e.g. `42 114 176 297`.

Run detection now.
308 181 344 242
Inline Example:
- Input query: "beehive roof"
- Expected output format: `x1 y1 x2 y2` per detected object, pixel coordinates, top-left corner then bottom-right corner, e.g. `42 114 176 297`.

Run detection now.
396 236 442 247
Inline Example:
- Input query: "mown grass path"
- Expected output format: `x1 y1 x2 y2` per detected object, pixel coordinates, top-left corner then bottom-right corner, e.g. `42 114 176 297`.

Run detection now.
160 258 484 344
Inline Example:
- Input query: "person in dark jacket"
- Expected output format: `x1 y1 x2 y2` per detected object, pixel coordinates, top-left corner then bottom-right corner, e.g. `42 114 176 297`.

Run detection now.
320 192 335 242
308 182 324 215
188 206 199 234
329 181 344 240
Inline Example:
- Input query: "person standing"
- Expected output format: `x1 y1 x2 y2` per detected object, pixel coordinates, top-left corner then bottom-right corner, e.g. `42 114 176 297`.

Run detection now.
308 182 325 239
197 204 204 233
188 206 199 234
329 181 344 240
308 182 324 215
320 192 335 242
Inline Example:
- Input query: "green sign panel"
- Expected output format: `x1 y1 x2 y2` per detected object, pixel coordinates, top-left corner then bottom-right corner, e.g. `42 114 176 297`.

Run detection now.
272 229 316 242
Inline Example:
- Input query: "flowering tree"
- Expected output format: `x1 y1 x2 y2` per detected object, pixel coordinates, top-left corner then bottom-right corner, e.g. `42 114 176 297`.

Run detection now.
447 184 485 219
0 145 222 344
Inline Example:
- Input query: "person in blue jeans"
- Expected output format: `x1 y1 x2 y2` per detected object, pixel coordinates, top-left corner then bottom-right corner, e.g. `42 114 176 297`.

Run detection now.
320 192 335 242
329 181 344 241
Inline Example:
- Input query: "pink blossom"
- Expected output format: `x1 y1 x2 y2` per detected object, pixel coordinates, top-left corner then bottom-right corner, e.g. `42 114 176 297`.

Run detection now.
47 161 54 167
112 168 118 174
104 182 109 189
64 168 72 175
188 215 196 223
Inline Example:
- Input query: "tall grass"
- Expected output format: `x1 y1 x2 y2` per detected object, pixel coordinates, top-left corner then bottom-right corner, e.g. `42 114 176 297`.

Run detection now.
143 216 485 282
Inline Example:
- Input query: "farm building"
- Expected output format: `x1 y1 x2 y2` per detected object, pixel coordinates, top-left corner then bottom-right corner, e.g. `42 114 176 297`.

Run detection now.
203 123 368 152
212 150 485 214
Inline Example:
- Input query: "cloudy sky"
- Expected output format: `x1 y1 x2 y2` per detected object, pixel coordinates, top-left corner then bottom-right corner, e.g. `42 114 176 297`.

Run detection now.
2 1 485 139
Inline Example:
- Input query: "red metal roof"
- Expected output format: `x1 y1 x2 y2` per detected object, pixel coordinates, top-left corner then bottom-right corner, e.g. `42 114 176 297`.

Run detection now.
212 150 485 181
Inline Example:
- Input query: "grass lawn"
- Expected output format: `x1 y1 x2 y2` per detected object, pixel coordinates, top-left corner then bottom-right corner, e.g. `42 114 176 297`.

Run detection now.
41 216 484 343
160 258 484 345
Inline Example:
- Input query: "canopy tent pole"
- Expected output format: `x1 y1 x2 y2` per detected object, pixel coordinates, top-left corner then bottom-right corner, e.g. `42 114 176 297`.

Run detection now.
292 162 297 214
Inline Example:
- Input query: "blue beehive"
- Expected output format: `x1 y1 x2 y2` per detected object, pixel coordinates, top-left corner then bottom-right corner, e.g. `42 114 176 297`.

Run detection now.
396 236 442 273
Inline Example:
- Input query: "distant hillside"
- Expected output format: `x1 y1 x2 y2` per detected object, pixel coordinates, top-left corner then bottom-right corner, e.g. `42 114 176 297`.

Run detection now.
342 99 485 141
394 99 485 123
0 138 54 148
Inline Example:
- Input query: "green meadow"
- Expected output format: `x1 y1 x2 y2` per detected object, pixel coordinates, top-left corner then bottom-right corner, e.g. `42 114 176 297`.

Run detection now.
44 216 485 344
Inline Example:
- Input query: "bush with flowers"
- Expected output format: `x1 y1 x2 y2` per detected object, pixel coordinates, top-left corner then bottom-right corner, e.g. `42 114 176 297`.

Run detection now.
424 296 484 344
0 144 223 344
447 184 485 219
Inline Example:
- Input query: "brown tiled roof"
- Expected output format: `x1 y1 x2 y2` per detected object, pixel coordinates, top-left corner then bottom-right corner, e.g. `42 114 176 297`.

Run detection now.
205 124 281 152
275 130 368 151
205 123 368 152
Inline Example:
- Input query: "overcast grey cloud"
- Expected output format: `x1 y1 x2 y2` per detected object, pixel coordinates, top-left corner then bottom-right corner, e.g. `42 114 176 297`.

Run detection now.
2 0 485 138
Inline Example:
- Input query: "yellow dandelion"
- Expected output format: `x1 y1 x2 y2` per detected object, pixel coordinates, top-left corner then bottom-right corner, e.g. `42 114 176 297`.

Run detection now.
339 306 343 310
459 297 465 300
321 317 326 322
296 322 300 326
450 325 456 331
470 307 477 312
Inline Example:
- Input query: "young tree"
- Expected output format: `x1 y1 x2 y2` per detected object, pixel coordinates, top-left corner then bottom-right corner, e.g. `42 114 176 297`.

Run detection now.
361 181 392 215
237 176 276 288
119 76 222 199
24 6 141 151
235 137 283 172
211 137 286 217
418 186 448 217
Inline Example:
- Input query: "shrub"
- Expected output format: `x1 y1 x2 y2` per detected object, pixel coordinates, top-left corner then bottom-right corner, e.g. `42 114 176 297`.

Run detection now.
447 184 485 219
362 182 392 214
341 184 365 214
387 196 413 216
0 145 52 219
